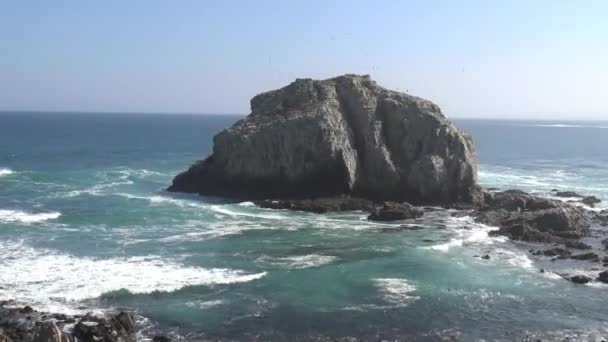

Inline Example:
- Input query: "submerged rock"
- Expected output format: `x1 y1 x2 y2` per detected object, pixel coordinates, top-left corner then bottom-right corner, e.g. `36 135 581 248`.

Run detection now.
368 202 424 221
169 74 478 205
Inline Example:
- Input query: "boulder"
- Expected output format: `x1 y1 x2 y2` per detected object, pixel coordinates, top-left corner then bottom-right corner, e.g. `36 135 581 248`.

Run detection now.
597 271 608 284
581 196 601 206
570 275 592 284
368 202 424 221
570 252 600 262
169 75 478 205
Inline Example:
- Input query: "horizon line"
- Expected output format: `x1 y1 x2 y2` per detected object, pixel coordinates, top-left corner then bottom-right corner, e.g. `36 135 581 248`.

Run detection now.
0 109 606 122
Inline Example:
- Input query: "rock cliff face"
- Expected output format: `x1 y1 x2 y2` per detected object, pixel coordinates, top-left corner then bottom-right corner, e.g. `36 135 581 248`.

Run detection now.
169 74 478 204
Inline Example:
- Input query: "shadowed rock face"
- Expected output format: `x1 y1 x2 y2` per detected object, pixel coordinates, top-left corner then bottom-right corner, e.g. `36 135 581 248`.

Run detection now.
169 74 477 204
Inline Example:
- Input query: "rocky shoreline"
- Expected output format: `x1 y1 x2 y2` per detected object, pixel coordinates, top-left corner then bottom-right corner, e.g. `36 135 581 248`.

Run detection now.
0 302 170 342
254 188 608 284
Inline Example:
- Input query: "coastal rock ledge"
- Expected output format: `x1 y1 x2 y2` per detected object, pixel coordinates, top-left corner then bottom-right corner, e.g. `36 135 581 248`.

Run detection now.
169 74 477 205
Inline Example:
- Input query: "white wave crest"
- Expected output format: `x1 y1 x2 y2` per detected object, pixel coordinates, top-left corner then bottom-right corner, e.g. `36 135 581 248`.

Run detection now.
185 299 224 309
210 205 284 220
533 124 608 129
0 168 14 177
257 254 337 269
423 216 500 252
0 209 61 223
115 193 208 208
374 278 419 304
534 124 585 128
0 241 266 313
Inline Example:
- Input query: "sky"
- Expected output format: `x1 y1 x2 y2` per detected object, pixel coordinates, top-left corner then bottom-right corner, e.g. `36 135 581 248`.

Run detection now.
1 1 607 119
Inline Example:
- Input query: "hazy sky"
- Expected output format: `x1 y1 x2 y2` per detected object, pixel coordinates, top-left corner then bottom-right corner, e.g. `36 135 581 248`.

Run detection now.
1 1 607 119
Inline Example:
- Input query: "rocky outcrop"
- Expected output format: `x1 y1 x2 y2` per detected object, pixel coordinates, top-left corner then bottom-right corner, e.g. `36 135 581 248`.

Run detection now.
476 190 589 242
0 303 137 342
169 74 477 205
368 202 424 221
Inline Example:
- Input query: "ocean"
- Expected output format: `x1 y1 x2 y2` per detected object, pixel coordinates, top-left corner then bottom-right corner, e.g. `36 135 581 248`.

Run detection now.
1 112 607 341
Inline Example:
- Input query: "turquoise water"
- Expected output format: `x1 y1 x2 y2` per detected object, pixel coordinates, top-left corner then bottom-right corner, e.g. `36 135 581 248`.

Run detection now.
1 113 608 341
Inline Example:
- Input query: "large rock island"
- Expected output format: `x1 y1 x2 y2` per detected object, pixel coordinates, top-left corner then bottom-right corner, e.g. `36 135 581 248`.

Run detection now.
169 74 477 205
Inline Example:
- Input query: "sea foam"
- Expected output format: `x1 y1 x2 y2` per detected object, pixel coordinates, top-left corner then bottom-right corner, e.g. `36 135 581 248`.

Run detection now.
374 278 419 304
0 168 13 177
257 254 338 269
0 209 61 223
0 241 266 313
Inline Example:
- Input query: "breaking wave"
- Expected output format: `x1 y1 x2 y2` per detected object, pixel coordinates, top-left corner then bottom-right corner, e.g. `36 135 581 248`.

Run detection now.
0 241 266 313
0 168 14 177
0 209 61 224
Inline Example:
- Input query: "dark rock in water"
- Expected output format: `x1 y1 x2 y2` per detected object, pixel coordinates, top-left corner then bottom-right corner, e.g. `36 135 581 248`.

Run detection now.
19 306 33 314
255 196 375 213
564 240 592 250
581 196 601 206
477 190 589 242
169 74 478 205
570 275 592 284
531 248 572 257
153 335 172 342
570 252 600 262
481 254 491 260
555 191 583 198
368 202 424 221
597 271 608 284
